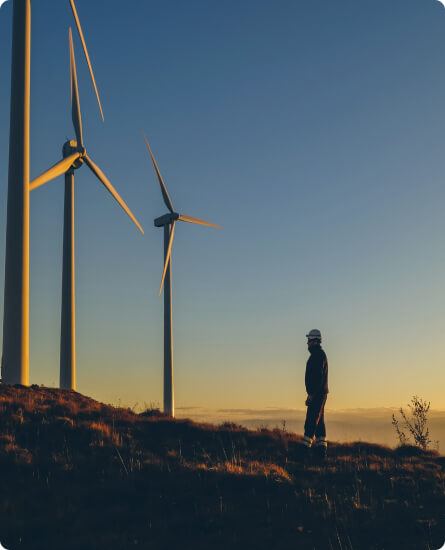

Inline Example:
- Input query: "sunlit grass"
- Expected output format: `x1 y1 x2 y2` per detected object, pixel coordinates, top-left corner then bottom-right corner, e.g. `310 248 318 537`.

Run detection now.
0 384 443 549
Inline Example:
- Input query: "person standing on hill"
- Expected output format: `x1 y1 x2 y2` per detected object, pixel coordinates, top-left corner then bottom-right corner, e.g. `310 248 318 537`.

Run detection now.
301 329 329 459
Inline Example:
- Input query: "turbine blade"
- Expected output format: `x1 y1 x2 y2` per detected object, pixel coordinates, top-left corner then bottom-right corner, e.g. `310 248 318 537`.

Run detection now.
178 214 221 229
159 222 175 295
69 28 83 148
30 153 81 191
142 132 174 213
69 0 104 121
84 154 144 234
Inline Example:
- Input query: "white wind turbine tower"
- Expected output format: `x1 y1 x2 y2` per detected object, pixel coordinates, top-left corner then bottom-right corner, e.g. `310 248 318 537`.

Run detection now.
142 133 221 417
29 29 144 390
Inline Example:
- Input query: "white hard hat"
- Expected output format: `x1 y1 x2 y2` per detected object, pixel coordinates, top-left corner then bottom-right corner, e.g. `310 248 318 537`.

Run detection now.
306 329 322 341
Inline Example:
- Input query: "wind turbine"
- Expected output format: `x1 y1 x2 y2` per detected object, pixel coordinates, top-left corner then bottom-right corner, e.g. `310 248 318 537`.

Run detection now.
142 133 221 417
2 0 104 385
29 28 144 390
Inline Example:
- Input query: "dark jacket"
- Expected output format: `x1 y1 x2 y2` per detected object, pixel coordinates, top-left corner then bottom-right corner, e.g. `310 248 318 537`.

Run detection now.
305 344 329 397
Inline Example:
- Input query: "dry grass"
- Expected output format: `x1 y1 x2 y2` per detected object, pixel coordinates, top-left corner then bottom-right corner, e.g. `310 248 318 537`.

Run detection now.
0 384 443 550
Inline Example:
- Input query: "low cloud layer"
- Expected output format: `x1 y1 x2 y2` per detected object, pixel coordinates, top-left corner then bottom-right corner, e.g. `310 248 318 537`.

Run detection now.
176 407 445 449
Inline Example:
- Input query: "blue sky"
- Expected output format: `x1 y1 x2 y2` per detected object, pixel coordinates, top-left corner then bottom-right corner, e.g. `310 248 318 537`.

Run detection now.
0 0 445 410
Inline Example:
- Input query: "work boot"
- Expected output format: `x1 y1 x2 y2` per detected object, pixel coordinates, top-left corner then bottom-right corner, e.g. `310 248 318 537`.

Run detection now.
314 445 327 461
299 435 312 460
299 443 312 463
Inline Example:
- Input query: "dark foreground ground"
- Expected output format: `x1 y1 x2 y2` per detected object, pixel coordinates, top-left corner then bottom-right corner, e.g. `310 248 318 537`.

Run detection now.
0 385 443 550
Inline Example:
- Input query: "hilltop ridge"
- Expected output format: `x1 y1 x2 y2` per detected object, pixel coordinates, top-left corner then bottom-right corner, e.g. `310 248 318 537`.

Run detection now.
0 384 443 549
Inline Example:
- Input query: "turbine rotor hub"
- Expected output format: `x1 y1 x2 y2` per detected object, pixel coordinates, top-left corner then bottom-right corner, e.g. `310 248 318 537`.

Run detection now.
63 139 86 170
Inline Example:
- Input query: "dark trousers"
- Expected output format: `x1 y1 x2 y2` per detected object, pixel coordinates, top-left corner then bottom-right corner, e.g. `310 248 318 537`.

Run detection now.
304 394 327 440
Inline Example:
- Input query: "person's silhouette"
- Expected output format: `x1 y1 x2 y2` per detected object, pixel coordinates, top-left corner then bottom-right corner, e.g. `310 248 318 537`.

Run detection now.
301 329 329 459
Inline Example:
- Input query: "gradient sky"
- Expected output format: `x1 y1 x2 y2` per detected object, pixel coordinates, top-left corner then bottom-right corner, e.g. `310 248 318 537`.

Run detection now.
0 0 445 411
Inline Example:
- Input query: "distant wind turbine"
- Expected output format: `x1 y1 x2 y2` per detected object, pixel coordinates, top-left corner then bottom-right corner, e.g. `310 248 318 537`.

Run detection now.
2 0 104 386
29 29 144 390
142 133 221 417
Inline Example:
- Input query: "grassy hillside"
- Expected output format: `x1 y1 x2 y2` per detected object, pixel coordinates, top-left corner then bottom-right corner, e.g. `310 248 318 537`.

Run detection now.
0 385 443 550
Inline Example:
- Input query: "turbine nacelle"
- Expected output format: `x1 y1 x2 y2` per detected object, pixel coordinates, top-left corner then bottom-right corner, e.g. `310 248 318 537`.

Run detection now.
63 140 85 169
154 212 179 227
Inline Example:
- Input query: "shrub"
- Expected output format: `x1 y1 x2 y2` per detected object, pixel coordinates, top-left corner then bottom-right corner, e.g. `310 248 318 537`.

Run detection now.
392 395 432 450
